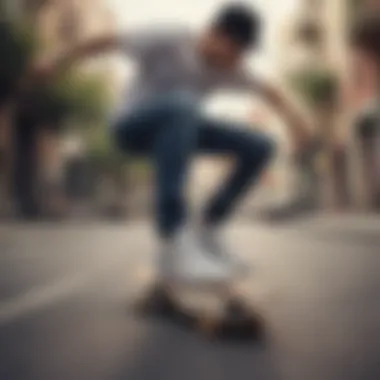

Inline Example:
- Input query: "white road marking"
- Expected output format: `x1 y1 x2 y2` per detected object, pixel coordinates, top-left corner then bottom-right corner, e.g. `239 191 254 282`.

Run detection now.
0 254 127 326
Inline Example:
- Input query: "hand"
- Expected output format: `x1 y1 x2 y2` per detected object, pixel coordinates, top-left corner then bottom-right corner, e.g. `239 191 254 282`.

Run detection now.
23 58 58 87
32 58 58 80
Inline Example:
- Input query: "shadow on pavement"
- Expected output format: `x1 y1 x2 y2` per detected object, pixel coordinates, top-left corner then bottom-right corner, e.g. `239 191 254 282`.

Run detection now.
112 319 280 380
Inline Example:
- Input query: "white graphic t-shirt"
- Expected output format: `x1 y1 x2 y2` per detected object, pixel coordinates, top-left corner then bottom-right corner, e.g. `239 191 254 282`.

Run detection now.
113 25 256 123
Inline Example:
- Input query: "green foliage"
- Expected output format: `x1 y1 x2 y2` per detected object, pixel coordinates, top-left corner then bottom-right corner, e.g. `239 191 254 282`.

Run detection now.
87 124 114 158
86 125 126 174
49 71 111 124
289 69 339 109
18 69 111 128
0 18 109 125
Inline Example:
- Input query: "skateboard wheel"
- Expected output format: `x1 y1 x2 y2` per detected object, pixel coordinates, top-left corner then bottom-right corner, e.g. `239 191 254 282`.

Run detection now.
219 298 264 340
198 314 220 337
135 284 177 317
225 298 251 319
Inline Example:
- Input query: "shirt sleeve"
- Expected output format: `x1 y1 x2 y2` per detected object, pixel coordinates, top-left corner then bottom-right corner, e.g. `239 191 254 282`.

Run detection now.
118 25 188 59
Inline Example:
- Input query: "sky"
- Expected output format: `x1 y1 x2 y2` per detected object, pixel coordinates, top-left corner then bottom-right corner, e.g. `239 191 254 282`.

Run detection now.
106 0 299 28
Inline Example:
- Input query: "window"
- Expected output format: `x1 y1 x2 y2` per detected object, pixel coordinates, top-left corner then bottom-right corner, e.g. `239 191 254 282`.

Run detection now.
297 20 324 48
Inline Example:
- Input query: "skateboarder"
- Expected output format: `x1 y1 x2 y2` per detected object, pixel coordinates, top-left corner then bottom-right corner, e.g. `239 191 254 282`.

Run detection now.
32 4 311 284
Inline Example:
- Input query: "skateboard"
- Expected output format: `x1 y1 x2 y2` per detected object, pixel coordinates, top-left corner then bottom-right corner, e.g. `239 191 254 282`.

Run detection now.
133 275 264 341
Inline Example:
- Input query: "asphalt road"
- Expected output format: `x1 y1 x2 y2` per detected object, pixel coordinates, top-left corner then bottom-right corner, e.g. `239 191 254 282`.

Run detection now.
0 216 379 380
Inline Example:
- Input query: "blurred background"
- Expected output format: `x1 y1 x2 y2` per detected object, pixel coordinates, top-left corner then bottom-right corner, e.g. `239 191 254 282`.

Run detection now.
0 0 379 223
1 2 380 380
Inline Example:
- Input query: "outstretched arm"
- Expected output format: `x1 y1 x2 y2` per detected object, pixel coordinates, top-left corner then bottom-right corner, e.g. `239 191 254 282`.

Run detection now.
256 79 314 150
51 34 120 70
26 33 121 83
28 25 189 84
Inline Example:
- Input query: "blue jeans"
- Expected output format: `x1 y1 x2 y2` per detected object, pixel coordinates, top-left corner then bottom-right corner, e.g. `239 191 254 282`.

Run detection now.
114 94 275 237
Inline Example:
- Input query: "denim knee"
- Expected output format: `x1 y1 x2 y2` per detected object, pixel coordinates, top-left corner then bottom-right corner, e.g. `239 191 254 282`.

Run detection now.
242 134 276 168
258 135 276 164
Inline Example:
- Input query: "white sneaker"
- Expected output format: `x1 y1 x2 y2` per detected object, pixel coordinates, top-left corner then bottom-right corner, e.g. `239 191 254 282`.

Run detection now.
157 227 233 285
156 239 177 281
198 226 250 276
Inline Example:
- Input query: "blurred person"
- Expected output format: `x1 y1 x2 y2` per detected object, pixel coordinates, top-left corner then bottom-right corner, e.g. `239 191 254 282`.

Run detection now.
30 3 311 287
351 13 380 209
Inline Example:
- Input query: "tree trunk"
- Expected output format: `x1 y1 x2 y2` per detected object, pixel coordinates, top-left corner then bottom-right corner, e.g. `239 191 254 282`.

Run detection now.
12 103 41 218
0 102 13 216
318 105 340 210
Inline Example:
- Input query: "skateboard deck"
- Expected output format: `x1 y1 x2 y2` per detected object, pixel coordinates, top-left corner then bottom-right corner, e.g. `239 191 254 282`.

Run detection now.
133 274 264 341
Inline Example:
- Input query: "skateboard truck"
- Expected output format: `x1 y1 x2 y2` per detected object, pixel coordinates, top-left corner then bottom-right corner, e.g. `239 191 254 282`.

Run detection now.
133 282 264 342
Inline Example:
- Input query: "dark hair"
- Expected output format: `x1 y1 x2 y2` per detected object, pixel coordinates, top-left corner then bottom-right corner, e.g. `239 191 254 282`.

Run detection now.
213 3 261 49
351 13 380 62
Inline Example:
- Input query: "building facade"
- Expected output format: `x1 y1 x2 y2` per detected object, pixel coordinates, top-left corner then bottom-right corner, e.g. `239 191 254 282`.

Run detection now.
273 0 354 212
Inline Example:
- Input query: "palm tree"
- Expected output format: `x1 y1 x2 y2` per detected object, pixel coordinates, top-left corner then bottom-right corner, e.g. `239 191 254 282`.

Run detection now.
290 68 340 210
